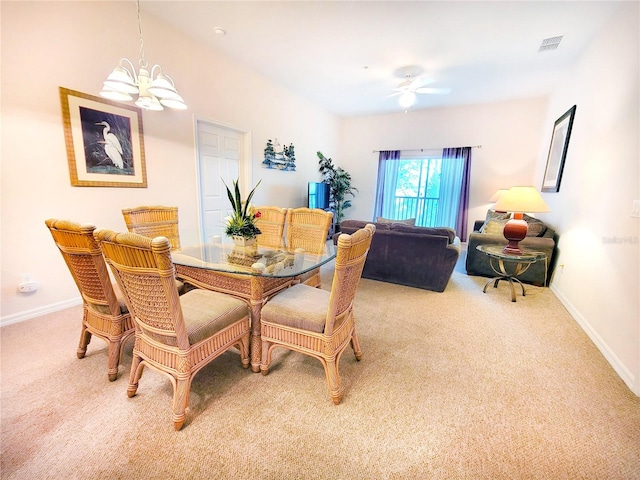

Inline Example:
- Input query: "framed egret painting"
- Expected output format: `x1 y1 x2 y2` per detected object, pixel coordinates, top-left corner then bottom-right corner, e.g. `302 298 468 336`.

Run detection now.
60 87 147 187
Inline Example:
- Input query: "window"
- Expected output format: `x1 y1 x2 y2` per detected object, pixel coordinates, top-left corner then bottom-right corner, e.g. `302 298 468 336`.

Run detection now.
374 148 471 239
388 154 442 226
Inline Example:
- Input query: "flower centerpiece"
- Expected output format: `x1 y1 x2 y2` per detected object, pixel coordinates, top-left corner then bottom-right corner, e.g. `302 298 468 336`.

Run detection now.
223 178 262 246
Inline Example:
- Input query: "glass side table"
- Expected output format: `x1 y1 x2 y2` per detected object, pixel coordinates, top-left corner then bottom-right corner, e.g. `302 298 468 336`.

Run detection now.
476 245 547 302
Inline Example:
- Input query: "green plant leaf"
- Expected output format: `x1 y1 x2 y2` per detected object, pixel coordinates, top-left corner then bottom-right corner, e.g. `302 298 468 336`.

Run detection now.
243 179 261 218
233 180 243 215
222 179 238 212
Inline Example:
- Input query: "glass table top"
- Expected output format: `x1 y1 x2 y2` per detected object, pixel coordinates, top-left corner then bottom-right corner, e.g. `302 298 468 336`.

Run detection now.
476 244 547 262
172 240 336 278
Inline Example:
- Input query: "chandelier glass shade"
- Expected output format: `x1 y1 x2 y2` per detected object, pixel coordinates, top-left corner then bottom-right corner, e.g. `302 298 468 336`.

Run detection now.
99 1 186 111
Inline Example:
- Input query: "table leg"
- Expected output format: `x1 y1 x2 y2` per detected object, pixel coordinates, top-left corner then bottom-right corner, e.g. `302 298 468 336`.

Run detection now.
249 273 265 373
512 276 527 297
484 258 528 302
484 277 500 293
507 278 516 302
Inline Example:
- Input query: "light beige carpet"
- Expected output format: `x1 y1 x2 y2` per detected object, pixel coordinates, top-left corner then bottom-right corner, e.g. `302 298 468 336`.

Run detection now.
2 253 639 479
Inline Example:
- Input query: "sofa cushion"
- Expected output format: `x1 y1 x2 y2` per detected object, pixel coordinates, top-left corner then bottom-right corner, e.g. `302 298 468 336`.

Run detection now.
480 218 508 235
523 214 547 237
390 224 457 244
341 219 390 232
376 216 416 226
479 209 510 233
485 209 511 222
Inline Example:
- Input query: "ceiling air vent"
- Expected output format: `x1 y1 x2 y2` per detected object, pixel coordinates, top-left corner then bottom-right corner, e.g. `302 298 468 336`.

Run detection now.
538 35 563 52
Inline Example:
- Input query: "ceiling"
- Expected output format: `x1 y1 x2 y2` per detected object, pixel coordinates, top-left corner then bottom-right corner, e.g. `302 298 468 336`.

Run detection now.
142 1 622 118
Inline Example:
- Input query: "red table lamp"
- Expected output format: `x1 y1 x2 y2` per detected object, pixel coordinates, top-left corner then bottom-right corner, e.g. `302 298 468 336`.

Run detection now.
493 186 550 255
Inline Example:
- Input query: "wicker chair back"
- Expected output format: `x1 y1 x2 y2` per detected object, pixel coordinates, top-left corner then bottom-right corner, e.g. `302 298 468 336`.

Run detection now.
121 205 180 251
253 205 287 249
45 218 134 381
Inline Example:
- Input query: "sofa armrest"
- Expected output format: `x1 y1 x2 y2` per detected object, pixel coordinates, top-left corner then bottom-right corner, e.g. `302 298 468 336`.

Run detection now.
448 236 461 255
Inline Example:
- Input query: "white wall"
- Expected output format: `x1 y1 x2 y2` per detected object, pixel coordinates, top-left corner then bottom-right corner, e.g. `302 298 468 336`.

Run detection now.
338 97 549 238
536 2 639 395
0 2 339 320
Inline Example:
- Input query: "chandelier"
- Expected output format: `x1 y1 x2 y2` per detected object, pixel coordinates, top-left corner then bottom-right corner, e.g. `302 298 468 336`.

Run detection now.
99 0 187 111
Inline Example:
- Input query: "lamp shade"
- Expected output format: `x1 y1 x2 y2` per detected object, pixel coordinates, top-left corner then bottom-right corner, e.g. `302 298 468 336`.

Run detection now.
148 73 180 99
135 94 164 111
493 186 550 213
489 189 508 202
103 66 139 94
160 95 188 110
99 88 134 102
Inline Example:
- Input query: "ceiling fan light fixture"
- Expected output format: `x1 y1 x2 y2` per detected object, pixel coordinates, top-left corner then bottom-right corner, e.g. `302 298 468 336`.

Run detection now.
398 91 416 108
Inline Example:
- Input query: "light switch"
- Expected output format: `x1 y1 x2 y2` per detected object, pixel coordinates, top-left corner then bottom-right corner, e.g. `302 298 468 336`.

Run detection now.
632 199 640 218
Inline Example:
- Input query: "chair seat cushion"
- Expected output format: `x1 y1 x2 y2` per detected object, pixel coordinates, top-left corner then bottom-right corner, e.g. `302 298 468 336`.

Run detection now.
180 289 248 345
261 283 329 333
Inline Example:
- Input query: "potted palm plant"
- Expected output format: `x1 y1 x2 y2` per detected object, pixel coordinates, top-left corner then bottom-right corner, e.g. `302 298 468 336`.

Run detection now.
317 151 357 227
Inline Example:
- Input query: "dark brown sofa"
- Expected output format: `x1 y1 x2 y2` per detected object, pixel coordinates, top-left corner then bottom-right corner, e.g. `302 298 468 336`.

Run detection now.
337 219 460 292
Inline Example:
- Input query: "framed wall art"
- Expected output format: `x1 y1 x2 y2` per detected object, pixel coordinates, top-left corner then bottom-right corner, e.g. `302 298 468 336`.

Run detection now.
59 87 147 187
541 105 576 193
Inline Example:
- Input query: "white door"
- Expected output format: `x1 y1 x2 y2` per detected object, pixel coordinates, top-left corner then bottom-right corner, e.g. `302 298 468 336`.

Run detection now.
196 120 244 244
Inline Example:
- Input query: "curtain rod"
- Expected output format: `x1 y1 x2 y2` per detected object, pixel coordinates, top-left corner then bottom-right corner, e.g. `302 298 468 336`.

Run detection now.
372 145 482 153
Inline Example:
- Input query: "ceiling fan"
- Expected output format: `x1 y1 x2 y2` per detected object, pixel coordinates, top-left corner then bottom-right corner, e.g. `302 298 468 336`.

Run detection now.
390 73 451 108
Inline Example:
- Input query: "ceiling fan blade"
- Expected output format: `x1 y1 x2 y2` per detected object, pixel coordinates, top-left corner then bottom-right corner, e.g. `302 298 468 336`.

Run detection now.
409 77 434 90
415 87 451 95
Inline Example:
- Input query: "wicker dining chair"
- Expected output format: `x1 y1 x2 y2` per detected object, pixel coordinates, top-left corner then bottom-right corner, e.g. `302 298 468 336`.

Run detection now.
260 223 375 405
122 205 187 293
94 229 251 430
45 219 135 381
285 207 333 288
121 205 181 251
253 205 287 249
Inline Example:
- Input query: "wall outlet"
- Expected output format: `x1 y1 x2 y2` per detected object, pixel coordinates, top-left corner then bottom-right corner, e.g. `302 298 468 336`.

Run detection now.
632 199 640 218
18 273 39 293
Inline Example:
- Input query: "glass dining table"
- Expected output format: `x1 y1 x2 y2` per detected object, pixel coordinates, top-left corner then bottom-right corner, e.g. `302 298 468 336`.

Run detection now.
171 239 336 372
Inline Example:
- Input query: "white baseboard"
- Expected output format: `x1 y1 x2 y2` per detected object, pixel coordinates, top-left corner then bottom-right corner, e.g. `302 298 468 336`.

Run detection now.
550 284 638 396
1 297 82 327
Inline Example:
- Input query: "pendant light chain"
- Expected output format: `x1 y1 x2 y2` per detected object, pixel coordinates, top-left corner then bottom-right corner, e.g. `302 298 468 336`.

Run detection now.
137 0 148 70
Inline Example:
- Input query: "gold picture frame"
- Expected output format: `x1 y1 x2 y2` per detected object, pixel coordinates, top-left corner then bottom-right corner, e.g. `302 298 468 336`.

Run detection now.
59 87 147 187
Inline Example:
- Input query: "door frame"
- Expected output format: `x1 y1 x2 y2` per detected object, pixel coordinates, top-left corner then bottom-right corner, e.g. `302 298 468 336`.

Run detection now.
193 116 253 244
